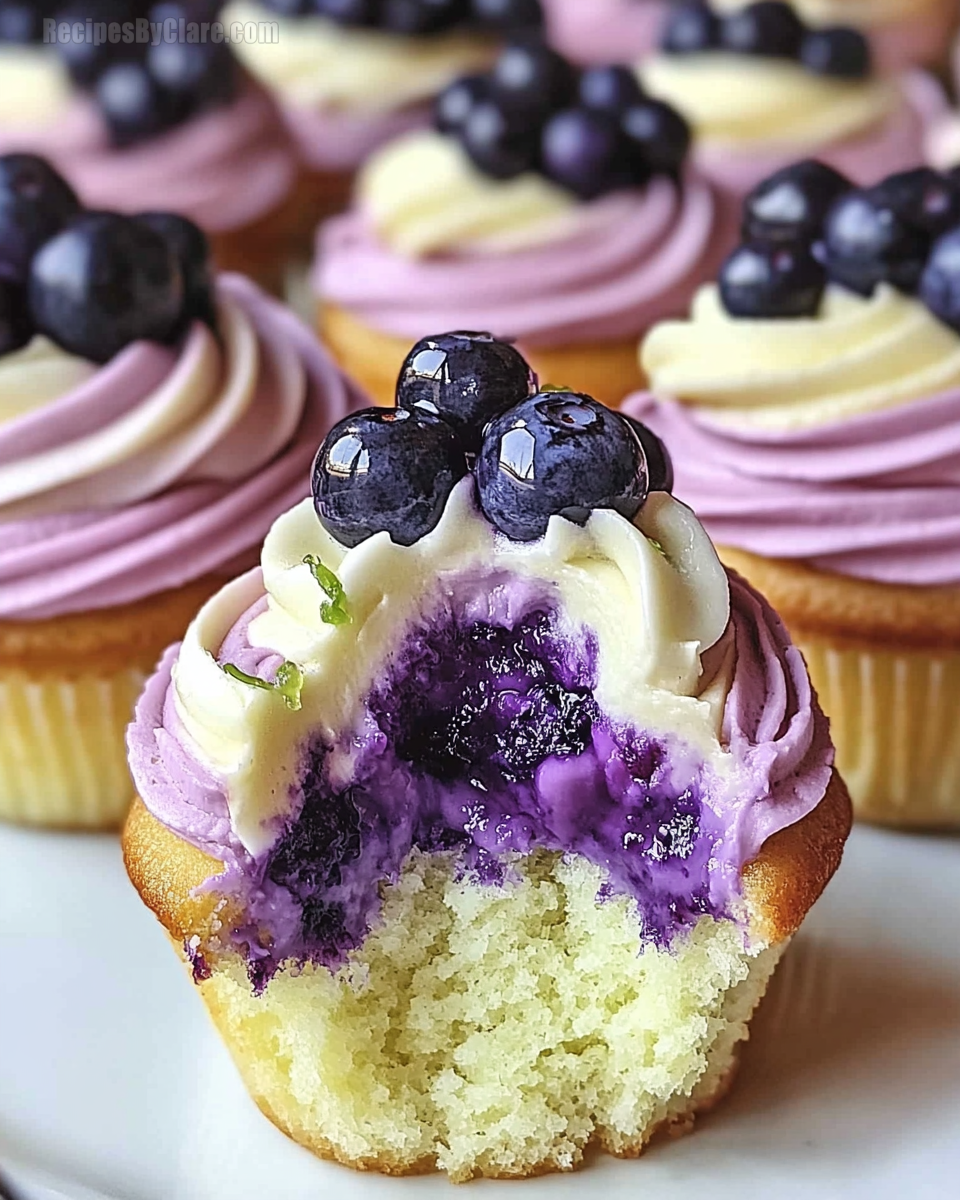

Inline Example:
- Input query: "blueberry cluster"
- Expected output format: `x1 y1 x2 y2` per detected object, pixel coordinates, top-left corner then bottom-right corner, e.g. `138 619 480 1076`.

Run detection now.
261 0 542 33
718 160 960 330
311 331 673 547
662 1 870 80
0 152 215 361
435 46 690 196
0 0 56 42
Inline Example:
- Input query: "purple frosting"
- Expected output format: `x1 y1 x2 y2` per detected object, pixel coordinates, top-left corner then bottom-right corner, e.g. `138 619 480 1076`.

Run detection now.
129 568 833 990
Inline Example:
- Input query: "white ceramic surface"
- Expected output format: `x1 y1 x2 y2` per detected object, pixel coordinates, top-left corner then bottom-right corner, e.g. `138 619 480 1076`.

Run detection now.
1 822 958 1199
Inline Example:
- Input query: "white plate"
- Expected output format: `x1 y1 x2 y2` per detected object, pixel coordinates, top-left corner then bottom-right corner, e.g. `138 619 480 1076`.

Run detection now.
1 822 958 1200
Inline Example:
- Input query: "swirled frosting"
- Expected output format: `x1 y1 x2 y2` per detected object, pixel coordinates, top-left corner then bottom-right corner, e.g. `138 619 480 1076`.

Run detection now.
315 149 737 346
128 481 833 975
638 60 941 195
633 283 960 585
225 2 493 172
0 68 298 233
0 274 363 621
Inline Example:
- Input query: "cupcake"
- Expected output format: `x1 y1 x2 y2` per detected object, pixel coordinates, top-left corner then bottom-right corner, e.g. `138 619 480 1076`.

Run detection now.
315 43 737 408
637 1 946 199
0 155 362 828
0 3 301 290
224 0 545 237
629 159 960 828
123 333 850 1182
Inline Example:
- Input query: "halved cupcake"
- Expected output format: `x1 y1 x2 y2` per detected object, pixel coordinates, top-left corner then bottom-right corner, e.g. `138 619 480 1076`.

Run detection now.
124 332 850 1181
314 42 737 407
0 155 363 828
629 158 960 827
638 1 946 198
0 6 300 289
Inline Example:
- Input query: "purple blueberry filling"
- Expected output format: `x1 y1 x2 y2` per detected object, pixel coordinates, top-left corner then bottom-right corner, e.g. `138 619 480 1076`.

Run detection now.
224 591 731 991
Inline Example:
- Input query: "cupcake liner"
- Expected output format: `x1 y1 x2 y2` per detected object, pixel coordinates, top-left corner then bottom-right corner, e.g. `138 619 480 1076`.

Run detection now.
794 632 960 828
0 665 146 828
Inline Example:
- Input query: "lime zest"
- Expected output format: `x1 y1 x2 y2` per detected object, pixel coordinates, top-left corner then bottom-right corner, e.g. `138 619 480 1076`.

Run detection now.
303 554 351 626
222 660 304 711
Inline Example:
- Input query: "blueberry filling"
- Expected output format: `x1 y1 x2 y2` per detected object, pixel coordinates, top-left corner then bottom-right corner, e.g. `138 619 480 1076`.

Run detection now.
226 592 727 991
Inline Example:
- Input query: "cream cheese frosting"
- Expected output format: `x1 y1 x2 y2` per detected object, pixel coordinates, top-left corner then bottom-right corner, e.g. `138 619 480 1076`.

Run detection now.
0 45 72 128
0 275 363 620
633 283 960 584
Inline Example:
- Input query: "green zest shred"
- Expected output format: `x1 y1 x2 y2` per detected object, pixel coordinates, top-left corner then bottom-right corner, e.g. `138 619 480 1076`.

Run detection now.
222 661 304 711
303 554 351 625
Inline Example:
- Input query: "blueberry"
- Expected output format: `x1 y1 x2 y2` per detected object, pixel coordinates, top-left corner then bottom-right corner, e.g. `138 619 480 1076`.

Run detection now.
743 160 850 243
622 415 673 493
471 0 543 30
541 107 624 199
920 227 960 332
821 189 929 296
800 27 870 78
0 277 33 356
0 154 80 285
396 331 536 449
0 1 44 43
476 392 648 542
54 1 137 86
719 241 826 318
146 39 237 111
578 65 644 116
135 212 216 332
661 2 719 54
313 0 380 24
259 0 313 13
96 61 183 147
490 40 578 121
867 168 960 238
621 99 690 179
381 0 468 32
434 73 488 135
312 408 467 548
28 212 184 363
720 1 803 58
461 97 540 179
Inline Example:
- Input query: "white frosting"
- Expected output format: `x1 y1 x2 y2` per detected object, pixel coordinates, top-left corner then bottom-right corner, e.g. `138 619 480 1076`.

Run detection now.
0 337 95 426
360 131 578 257
172 483 732 854
226 2 494 114
0 46 72 128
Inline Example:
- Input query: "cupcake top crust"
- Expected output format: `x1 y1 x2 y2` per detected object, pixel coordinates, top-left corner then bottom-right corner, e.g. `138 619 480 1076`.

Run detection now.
633 159 960 586
129 334 834 991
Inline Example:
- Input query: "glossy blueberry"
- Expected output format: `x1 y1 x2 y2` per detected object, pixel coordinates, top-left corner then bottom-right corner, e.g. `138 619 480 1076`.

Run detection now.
381 0 469 33
312 408 467 548
28 212 184 363
490 40 578 121
661 2 719 54
0 154 80 285
135 212 216 331
434 73 488 135
742 159 850 243
799 27 870 78
621 98 690 179
578 65 644 115
919 228 960 332
720 1 803 57
55 0 137 86
0 277 33 356
313 0 380 24
719 241 826 318
471 0 543 29
259 0 313 14
396 331 535 448
146 38 237 110
821 189 929 296
0 1 44 43
96 61 183 147
867 168 960 238
541 107 624 199
622 415 673 493
461 97 540 179
476 392 648 542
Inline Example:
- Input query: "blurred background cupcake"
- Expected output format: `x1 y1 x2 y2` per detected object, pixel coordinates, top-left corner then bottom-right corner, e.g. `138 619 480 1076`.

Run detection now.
314 43 738 407
225 0 546 243
637 1 946 198
0 154 362 828
544 0 957 75
0 0 301 290
626 159 960 828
